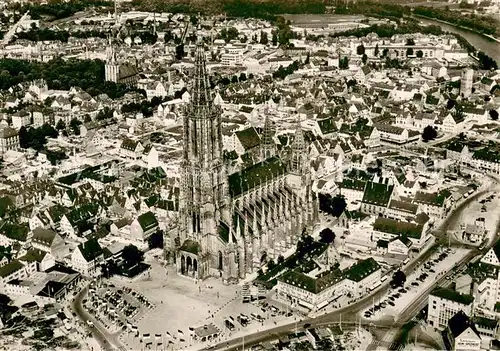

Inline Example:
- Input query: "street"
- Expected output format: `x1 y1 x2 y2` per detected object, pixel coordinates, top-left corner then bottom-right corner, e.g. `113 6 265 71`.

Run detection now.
71 284 126 351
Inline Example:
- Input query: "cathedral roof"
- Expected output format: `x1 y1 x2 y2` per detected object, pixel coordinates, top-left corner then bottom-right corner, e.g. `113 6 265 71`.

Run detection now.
228 157 287 197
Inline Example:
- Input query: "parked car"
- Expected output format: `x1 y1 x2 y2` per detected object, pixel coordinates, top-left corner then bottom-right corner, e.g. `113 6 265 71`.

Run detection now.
225 320 235 331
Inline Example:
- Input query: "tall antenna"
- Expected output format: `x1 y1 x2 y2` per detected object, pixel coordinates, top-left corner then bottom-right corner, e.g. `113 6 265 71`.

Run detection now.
153 12 157 36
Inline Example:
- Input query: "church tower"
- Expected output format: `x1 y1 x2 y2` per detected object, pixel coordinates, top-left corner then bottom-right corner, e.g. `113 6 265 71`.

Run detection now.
290 117 307 176
177 38 230 278
260 115 275 160
105 36 119 83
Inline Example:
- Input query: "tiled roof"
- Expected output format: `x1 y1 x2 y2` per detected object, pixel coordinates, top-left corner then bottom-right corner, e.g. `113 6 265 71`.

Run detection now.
77 238 103 262
344 257 380 283
431 287 473 305
236 127 261 151
137 211 158 231
373 217 424 239
362 182 394 206
228 157 287 197
32 227 58 246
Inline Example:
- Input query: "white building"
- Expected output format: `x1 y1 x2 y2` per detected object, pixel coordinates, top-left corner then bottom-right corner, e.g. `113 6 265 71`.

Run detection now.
70 238 104 277
428 287 474 330
0 126 19 155
276 268 345 311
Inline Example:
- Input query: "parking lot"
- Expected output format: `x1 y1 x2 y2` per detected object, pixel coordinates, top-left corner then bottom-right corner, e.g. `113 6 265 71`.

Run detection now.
83 280 154 334
363 247 469 320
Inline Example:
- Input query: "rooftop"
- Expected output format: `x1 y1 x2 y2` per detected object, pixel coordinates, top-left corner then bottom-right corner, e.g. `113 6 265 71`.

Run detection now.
343 257 380 283
431 287 474 305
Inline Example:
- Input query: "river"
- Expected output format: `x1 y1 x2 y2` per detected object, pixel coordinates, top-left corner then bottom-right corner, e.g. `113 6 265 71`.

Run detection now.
416 16 500 62
283 14 499 62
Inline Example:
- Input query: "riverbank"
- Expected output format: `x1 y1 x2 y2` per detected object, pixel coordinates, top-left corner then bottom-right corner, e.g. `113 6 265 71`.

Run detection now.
413 14 500 44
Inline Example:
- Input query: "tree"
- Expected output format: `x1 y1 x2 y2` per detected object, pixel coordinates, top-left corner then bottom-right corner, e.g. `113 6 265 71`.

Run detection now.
406 38 415 46
175 44 185 60
382 48 389 57
406 47 414 56
422 125 438 142
271 31 278 46
260 31 268 45
97 107 114 120
223 27 239 42
18 126 28 148
319 228 336 244
477 51 498 70
189 15 198 26
356 44 365 56
277 255 285 265
374 43 379 57
219 77 230 86
239 73 247 82
83 114 92 123
267 259 276 271
296 234 314 259
231 75 238 84
122 244 144 265
339 56 349 69
416 50 424 58
347 79 357 88
319 193 347 217
0 246 12 263
362 54 368 65
70 117 82 135
391 270 406 288
490 110 499 120
304 52 310 65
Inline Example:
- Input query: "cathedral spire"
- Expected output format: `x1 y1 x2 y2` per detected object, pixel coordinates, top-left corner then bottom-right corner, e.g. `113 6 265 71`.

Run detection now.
291 115 305 153
261 115 275 160
191 37 212 109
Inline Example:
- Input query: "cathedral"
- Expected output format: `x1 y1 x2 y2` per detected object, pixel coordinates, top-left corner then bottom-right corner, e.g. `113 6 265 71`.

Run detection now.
168 39 318 284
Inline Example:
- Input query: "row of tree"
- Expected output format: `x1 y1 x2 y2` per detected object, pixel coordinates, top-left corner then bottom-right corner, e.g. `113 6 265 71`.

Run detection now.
272 60 300 79
0 58 141 99
9 0 112 21
18 124 58 151
414 6 498 36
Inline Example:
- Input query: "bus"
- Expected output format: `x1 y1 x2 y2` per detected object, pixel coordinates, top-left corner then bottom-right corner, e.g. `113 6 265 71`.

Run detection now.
369 281 382 292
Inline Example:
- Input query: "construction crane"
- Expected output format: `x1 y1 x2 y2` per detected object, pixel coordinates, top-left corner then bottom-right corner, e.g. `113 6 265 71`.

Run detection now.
1 11 30 48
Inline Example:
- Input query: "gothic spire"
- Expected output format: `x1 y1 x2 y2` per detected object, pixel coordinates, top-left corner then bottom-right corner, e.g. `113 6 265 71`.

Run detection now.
262 115 274 146
291 116 305 152
106 35 116 64
261 115 275 159
191 37 212 109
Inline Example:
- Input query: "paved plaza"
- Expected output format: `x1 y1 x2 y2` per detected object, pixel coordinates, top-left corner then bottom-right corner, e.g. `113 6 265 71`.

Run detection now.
111 261 300 350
